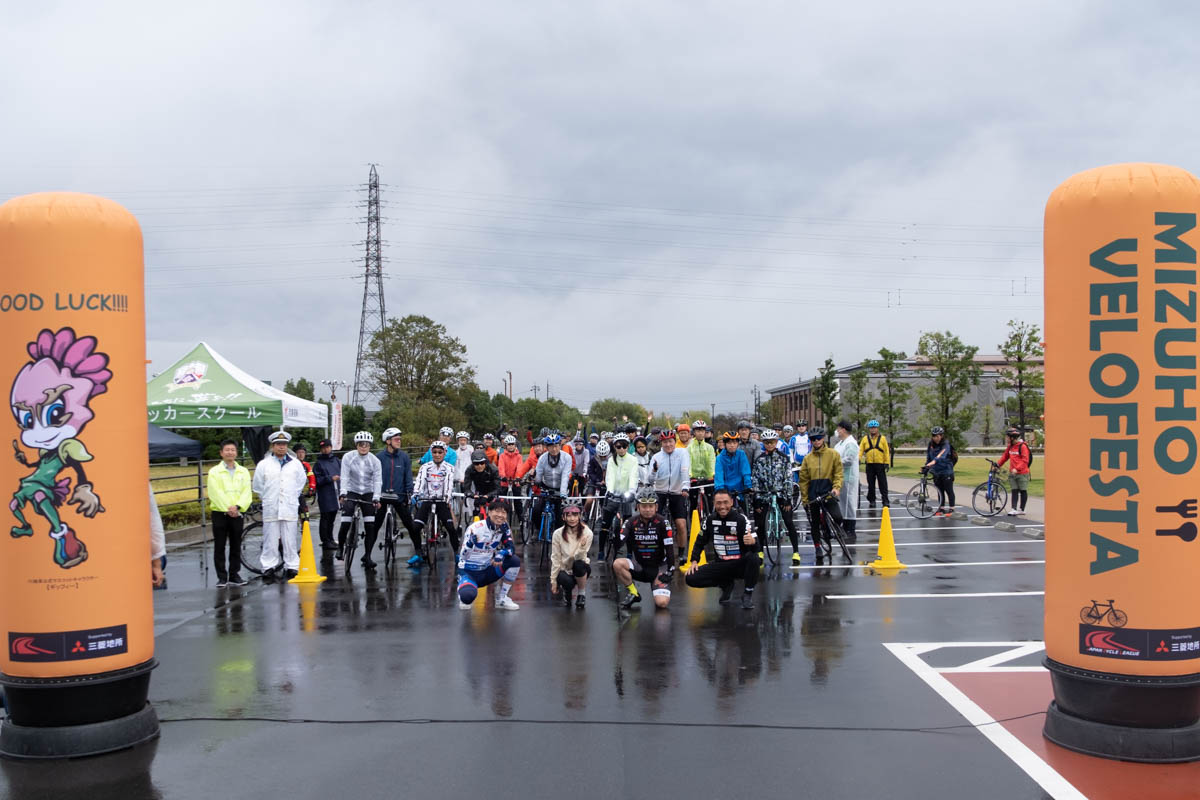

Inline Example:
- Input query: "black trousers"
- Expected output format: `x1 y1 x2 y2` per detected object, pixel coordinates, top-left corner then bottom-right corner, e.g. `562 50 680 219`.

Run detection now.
806 496 844 551
933 474 956 509
685 554 759 590
753 495 799 549
318 510 337 550
556 560 592 593
864 463 889 505
212 513 244 580
374 497 419 553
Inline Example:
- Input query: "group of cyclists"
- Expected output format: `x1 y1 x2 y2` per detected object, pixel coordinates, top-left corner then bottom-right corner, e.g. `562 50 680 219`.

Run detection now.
303 416 869 612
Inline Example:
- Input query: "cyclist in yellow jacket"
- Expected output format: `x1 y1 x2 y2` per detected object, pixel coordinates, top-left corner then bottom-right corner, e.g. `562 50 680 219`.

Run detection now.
859 420 891 508
795 428 844 562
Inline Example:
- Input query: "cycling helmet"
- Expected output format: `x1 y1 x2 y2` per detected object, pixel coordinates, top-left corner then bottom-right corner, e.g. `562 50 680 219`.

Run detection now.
721 431 737 441
381 427 401 440
931 426 945 436
483 432 494 440
782 425 794 433
602 431 613 440
353 431 373 444
613 432 631 446
659 429 677 441
595 441 612 457
675 423 690 432
737 419 752 430
439 426 454 437
622 422 640 434
867 419 879 428
539 427 550 438
761 429 779 442
691 419 708 430
636 487 659 505
589 432 600 440
797 419 808 426
1006 427 1021 437
502 434 517 445
543 432 562 445
808 427 826 440
456 430 470 441
430 440 447 451
633 435 648 445
471 450 487 464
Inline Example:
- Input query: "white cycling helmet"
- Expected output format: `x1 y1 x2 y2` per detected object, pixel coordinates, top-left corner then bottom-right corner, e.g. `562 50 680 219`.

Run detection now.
761 429 779 442
430 440 447 451
601 431 613 440
353 431 373 444
456 430 470 441
439 426 454 437
613 432 630 445
502 434 517 445
596 441 612 457
381 427 401 440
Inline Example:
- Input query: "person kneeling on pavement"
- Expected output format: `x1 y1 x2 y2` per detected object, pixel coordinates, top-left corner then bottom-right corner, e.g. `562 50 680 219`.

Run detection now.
551 503 592 609
456 498 521 611
686 489 758 609
612 488 676 610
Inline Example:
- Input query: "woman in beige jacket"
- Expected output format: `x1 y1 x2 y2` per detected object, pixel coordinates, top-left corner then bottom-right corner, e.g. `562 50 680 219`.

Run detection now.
550 503 592 609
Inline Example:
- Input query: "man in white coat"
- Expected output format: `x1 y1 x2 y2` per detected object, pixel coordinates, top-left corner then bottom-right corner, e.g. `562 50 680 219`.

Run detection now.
252 430 308 579
833 421 860 542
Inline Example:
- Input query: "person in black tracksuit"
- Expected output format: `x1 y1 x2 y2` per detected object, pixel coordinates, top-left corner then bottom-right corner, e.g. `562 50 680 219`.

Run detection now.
312 439 341 556
462 450 503 519
685 489 759 609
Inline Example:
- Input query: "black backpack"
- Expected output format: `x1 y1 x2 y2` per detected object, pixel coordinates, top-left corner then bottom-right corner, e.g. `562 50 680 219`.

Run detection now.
948 443 959 466
1022 441 1033 466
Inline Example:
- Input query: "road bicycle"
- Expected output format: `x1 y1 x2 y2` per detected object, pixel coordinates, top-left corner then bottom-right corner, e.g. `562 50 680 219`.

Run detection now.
378 492 401 570
904 468 937 520
520 480 537 546
343 502 367 578
238 502 265 575
760 491 785 568
1080 599 1127 628
415 498 449 570
971 459 1009 517
807 492 853 563
535 491 563 569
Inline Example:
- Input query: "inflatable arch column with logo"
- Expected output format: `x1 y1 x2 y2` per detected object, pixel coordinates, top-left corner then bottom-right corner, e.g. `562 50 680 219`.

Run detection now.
1044 163 1200 762
0 193 158 757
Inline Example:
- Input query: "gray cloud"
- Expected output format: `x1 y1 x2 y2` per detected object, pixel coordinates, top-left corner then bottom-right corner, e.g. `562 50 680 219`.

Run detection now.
2 1 1193 417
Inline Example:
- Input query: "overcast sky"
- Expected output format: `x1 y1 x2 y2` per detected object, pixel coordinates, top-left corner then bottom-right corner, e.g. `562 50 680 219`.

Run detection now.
2 2 1194 417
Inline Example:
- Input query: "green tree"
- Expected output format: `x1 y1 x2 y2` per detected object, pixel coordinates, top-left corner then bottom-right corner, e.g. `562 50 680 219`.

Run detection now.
587 398 649 431
914 331 981 448
812 357 840 427
365 315 475 406
283 377 315 401
842 369 873 435
864 347 912 453
997 319 1045 433
342 404 367 438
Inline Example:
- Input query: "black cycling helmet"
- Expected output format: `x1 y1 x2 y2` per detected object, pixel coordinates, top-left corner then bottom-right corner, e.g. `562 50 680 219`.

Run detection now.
471 450 487 464
1006 427 1021 437
808 427 826 440
636 487 659 505
737 419 752 430
931 426 945 436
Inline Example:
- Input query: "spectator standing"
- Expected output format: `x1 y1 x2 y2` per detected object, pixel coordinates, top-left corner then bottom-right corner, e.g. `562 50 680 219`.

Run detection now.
207 438 253 586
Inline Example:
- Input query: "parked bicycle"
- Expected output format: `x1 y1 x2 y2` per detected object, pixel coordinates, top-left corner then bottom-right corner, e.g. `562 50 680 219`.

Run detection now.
238 502 266 575
971 459 1009 517
904 468 937 520
342 502 367 578
759 490 786 568
378 492 402 570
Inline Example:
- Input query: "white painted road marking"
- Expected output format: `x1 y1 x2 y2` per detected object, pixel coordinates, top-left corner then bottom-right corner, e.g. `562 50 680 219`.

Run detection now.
830 590 1044 599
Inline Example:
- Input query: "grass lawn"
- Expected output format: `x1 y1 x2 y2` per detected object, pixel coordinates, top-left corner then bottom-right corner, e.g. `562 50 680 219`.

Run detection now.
889 455 1043 497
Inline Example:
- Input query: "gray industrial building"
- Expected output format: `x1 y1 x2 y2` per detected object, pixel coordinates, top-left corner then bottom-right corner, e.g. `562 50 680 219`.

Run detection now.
766 355 1043 447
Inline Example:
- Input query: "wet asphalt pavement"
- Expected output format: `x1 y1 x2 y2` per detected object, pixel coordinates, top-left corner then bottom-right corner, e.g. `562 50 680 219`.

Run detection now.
0 503 1053 800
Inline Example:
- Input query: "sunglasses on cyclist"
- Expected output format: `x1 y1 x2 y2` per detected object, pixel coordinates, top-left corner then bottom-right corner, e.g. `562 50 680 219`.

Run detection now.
613 442 628 449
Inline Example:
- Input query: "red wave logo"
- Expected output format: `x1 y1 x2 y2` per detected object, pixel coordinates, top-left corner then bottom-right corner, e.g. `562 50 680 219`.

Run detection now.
11 636 54 656
1086 630 1138 653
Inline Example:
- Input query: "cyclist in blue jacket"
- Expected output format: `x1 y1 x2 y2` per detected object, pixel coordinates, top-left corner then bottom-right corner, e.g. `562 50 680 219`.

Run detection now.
376 427 421 566
714 431 752 510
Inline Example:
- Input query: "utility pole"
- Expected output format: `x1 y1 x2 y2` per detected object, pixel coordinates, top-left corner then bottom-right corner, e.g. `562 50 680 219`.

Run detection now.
502 377 507 397
352 164 385 406
530 385 540 401
710 402 715 422
546 380 550 400
752 385 761 424
506 370 513 400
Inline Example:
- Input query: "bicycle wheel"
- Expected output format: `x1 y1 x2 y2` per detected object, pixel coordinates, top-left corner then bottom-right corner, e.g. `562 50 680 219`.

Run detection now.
972 481 1006 516
1080 605 1104 625
382 514 396 570
764 507 780 567
344 517 360 577
1107 608 1128 628
239 521 265 575
830 522 853 562
905 483 936 519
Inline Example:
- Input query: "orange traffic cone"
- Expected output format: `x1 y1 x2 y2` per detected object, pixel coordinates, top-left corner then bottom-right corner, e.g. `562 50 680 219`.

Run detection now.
869 507 907 570
289 519 327 584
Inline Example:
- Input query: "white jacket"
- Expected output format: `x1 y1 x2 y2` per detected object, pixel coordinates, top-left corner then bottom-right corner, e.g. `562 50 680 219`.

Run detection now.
252 454 308 522
454 445 474 482
340 450 382 499
415 460 456 503
650 448 691 494
834 434 860 520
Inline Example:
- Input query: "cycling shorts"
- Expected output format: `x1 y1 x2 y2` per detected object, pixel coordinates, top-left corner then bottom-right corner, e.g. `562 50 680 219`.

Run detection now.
656 492 688 521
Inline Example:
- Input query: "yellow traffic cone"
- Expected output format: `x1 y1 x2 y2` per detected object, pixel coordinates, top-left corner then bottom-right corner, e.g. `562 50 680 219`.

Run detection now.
289 519 328 584
683 507 706 567
869 506 907 570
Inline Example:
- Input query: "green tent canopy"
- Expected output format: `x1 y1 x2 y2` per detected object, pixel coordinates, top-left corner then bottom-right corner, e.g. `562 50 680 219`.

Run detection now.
147 342 327 431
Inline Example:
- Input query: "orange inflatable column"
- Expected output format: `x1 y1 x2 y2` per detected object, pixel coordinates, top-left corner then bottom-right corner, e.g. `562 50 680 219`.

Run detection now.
0 193 158 757
1043 164 1200 762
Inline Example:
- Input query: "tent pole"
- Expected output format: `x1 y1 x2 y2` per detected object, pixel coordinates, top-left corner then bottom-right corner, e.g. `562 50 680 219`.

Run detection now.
198 458 209 586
